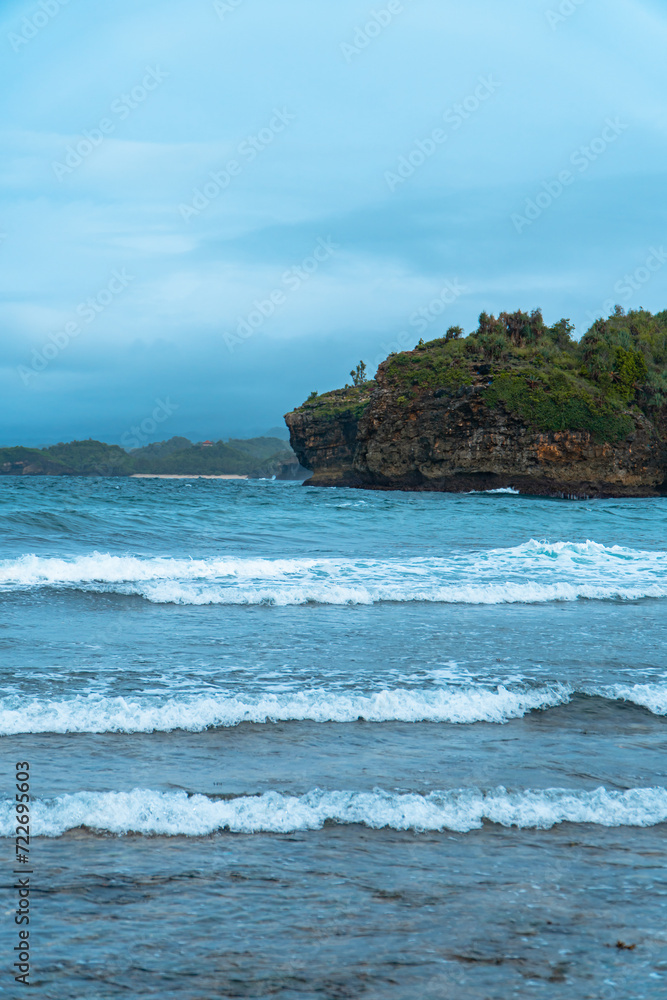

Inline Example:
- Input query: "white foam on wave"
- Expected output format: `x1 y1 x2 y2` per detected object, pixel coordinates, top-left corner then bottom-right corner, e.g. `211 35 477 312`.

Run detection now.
4 680 667 736
467 487 521 495
0 685 574 734
2 785 666 837
4 681 667 735
1 539 665 605
592 683 667 717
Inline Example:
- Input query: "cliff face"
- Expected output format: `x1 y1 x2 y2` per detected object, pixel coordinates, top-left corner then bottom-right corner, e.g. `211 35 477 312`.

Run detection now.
285 309 667 498
285 387 372 486
352 381 664 497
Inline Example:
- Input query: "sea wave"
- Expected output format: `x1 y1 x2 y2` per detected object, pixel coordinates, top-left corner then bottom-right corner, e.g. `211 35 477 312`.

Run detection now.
0 685 574 734
1 682 666 734
598 682 667 717
0 539 665 605
2 785 666 837
466 487 521 494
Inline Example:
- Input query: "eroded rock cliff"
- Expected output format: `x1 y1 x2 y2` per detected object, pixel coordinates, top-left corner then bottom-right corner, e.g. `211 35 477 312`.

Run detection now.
286 309 667 498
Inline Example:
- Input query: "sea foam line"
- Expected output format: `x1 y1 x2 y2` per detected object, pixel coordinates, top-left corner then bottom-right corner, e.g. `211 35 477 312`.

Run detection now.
1 682 666 734
0 685 573 734
1 785 666 837
0 540 665 605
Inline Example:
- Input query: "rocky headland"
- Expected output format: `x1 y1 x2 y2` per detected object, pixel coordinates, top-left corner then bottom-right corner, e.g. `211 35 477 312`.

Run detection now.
286 308 667 498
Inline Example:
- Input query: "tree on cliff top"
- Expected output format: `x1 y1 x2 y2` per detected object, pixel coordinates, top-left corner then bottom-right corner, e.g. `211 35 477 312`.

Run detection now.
350 361 367 386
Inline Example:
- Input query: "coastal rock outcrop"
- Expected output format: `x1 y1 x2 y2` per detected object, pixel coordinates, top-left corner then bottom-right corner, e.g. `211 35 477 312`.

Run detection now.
286 309 667 498
285 388 371 486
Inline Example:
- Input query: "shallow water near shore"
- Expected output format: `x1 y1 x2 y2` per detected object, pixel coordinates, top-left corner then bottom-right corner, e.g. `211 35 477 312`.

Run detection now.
1 478 666 998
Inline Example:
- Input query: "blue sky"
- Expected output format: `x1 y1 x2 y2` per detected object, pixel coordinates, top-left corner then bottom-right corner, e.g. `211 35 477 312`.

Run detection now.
1 0 666 445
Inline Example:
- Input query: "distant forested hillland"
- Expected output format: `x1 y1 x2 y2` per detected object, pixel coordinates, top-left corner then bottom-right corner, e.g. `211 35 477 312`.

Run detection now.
0 436 308 479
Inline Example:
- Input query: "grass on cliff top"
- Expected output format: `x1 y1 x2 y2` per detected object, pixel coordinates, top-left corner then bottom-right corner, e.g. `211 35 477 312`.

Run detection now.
381 308 667 442
294 383 376 420
290 308 667 444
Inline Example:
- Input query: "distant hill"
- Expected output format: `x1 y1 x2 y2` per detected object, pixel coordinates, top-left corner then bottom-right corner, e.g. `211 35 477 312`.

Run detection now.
128 437 193 461
0 446 75 477
45 440 136 476
0 436 308 479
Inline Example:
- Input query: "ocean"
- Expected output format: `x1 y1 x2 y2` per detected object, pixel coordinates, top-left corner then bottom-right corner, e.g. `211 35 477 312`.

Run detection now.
1 477 666 998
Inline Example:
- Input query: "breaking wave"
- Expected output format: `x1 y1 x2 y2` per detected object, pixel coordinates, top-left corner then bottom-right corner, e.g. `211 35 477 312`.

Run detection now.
2 682 667 734
0 685 573 734
467 487 521 495
2 785 666 837
0 539 665 605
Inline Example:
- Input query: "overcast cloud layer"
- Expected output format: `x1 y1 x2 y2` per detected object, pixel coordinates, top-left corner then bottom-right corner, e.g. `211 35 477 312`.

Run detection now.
1 0 666 445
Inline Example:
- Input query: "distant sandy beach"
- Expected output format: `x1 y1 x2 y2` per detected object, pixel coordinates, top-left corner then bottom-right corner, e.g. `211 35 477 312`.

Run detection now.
131 474 248 480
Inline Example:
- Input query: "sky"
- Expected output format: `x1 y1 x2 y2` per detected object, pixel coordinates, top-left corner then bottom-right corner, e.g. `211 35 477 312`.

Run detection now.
1 0 667 446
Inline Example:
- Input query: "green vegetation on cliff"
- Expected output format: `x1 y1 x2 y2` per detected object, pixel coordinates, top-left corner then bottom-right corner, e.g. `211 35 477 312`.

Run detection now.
286 308 667 495
378 308 667 443
295 384 376 421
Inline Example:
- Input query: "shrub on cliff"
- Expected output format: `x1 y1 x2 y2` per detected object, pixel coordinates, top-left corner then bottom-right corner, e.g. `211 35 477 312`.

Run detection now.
288 307 667 445
350 361 368 386
355 308 667 443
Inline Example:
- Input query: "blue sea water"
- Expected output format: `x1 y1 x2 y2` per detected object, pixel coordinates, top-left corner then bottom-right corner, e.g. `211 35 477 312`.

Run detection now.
1 477 666 998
